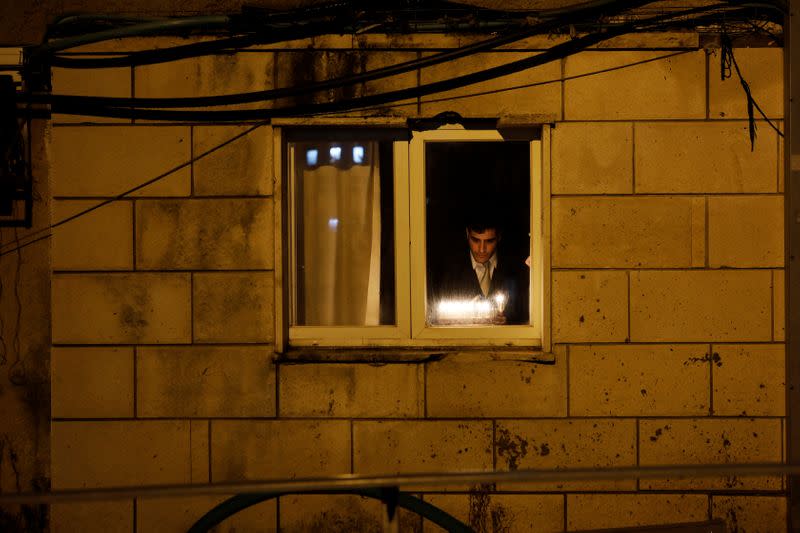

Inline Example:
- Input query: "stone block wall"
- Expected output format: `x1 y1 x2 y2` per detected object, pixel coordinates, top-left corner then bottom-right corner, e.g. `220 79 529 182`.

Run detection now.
46 35 786 532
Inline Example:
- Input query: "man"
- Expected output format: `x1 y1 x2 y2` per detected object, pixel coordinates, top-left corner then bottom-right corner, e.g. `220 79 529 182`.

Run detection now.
430 218 529 325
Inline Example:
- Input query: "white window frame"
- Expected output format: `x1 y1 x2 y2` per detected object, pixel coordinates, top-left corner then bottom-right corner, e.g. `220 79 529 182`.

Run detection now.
274 123 550 351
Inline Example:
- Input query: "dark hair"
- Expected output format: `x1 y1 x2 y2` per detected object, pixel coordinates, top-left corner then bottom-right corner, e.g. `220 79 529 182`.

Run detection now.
464 206 502 235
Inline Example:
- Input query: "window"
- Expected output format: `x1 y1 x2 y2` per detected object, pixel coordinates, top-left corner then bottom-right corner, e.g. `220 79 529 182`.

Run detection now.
279 125 546 349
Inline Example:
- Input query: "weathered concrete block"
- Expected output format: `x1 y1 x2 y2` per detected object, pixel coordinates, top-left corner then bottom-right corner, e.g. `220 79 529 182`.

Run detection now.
51 126 190 197
552 196 703 268
280 494 418 532
569 344 710 416
51 501 132 533
419 52 562 117
564 51 705 120
709 48 783 119
552 270 628 342
52 420 191 488
193 125 273 196
495 419 636 491
51 346 133 419
137 496 275 532
712 344 785 416
630 270 772 342
52 273 191 344
551 122 633 195
708 195 784 267
51 65 131 124
274 50 352 107
193 272 274 343
135 199 273 269
775 269 785 341
360 51 418 116
52 200 133 270
279 363 422 418
594 32 699 49
211 420 350 481
712 495 787 533
190 420 209 484
567 494 709 531
635 122 778 193
353 421 492 476
137 346 276 418
639 418 782 489
425 493 564 533
425 358 565 417
135 51 273 102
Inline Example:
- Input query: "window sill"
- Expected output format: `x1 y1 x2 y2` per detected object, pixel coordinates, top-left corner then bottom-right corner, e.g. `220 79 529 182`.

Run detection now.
276 346 556 365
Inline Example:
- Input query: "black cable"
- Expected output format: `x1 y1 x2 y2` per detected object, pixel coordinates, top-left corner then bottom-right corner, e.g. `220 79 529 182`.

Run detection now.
48 21 353 69
30 0 657 109
40 4 751 121
0 47 737 256
318 50 693 116
0 122 267 257
721 31 784 144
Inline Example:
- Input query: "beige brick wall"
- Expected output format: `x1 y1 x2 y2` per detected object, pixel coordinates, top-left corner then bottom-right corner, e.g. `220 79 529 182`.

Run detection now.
569 344 710 416
495 419 637 492
46 36 786 532
635 121 778 193
426 356 566 418
566 494 709 530
52 421 192 489
564 51 706 120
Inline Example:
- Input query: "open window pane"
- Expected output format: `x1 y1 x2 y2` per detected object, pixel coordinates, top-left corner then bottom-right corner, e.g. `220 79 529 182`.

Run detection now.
425 141 531 326
290 138 395 326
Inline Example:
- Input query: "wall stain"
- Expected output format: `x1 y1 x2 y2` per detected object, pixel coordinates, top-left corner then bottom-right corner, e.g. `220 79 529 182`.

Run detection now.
0 437 48 532
298 508 382 533
648 425 671 442
539 443 550 456
684 351 722 367
468 484 514 533
722 505 741 533
496 428 529 471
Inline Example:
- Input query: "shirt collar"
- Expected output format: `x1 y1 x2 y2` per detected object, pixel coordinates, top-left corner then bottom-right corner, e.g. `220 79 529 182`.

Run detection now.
470 252 497 272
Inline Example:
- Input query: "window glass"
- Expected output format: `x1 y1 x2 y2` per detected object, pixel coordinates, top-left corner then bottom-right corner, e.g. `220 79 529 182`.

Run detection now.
289 138 395 326
425 141 531 326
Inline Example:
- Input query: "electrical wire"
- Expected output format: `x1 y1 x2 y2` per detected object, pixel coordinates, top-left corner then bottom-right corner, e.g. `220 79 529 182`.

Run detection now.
30 0 658 108
36 5 751 122
0 47 744 257
48 25 341 69
40 16 234 53
722 32 784 140
45 1 391 68
317 50 694 116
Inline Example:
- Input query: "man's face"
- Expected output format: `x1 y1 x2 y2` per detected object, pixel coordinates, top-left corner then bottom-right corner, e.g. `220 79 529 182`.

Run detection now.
467 228 498 264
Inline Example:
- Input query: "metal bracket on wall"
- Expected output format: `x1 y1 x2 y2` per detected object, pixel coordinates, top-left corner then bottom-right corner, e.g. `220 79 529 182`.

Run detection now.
0 73 32 228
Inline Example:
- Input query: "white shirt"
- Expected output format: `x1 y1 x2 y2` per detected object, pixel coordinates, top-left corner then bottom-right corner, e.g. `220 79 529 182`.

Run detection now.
471 252 497 295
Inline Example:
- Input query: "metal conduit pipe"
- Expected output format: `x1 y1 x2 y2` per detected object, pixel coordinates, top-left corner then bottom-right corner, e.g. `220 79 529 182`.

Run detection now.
0 463 796 506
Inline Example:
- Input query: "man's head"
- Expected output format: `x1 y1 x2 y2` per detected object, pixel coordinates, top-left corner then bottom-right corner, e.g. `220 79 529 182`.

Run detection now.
466 225 499 264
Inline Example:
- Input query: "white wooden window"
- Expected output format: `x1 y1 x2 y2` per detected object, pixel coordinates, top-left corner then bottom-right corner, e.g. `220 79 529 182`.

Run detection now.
276 124 549 350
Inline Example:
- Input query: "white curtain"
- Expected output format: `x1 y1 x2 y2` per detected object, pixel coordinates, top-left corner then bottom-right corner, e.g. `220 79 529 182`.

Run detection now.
298 142 382 325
